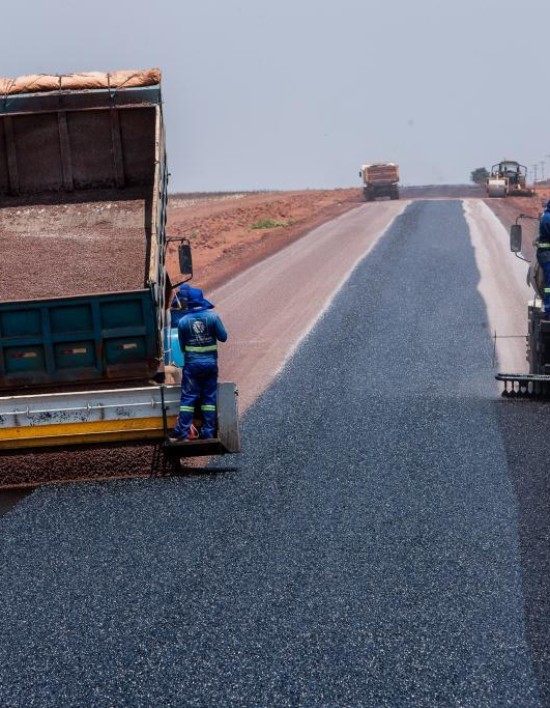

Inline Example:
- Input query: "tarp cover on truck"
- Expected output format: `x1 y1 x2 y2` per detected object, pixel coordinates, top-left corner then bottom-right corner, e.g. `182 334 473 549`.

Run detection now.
0 68 161 96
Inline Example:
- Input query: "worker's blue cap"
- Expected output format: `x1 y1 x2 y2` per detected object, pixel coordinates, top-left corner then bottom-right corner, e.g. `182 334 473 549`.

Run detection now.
171 282 191 308
174 283 191 302
187 287 214 311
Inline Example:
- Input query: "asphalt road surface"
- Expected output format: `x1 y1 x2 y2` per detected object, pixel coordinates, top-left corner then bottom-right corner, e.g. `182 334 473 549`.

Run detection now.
1 200 549 706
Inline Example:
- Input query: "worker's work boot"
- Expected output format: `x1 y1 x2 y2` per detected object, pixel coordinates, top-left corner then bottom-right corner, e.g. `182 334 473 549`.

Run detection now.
169 424 199 443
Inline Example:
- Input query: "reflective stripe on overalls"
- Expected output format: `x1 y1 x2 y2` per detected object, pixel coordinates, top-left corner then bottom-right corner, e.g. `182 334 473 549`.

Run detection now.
185 345 218 353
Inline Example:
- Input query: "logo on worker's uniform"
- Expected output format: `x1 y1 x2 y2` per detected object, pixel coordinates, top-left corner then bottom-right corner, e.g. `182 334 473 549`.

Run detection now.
192 320 206 335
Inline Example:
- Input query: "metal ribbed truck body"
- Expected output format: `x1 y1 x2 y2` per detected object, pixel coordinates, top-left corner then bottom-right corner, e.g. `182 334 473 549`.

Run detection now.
359 162 400 201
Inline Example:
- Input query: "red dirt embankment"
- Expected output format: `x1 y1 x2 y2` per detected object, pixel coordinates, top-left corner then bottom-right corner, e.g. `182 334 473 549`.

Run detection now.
166 189 361 292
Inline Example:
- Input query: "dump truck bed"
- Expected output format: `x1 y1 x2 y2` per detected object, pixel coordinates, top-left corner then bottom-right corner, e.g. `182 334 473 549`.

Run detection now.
0 192 150 300
0 74 168 396
361 163 400 183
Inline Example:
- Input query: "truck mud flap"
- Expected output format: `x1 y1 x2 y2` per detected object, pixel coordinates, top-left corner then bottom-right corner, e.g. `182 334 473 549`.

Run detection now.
163 382 240 456
495 373 550 398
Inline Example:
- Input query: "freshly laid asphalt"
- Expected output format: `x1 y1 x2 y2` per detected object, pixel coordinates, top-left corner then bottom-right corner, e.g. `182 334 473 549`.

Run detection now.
0 200 548 706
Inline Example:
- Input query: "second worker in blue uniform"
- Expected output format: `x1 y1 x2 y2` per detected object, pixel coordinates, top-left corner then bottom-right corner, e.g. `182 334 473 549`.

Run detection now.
170 287 228 441
537 200 550 318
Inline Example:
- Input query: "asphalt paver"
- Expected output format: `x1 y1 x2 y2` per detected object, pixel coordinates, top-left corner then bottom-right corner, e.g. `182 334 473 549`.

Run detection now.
0 200 544 706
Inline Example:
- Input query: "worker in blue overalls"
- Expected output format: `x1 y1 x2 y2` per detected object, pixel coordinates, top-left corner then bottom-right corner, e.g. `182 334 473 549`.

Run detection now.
170 287 228 441
537 200 550 318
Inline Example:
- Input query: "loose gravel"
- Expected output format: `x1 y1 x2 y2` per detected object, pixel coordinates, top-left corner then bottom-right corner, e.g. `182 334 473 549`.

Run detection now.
0 195 149 301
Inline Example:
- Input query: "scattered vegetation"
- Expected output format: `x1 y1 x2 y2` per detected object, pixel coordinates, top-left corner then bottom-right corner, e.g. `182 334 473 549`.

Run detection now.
250 218 292 230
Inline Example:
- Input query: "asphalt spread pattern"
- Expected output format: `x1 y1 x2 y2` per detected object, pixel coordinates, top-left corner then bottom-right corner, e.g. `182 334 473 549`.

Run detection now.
0 200 543 706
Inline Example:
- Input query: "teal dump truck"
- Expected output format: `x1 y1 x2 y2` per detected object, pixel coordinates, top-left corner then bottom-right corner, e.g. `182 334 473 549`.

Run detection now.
0 69 239 482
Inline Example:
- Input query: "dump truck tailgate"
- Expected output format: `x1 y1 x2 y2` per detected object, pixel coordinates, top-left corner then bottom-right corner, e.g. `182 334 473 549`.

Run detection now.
0 290 158 391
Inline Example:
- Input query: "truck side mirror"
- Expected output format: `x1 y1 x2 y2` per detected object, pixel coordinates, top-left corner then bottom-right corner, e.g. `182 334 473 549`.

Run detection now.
510 224 522 253
178 240 193 278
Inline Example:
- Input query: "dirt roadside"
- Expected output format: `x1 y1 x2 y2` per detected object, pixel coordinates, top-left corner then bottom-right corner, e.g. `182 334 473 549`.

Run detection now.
166 189 362 292
166 185 507 295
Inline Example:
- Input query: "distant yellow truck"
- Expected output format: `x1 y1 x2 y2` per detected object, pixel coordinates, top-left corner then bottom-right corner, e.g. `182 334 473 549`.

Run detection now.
359 162 400 201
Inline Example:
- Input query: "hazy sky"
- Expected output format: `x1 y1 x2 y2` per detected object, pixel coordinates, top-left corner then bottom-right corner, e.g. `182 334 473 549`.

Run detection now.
3 0 549 191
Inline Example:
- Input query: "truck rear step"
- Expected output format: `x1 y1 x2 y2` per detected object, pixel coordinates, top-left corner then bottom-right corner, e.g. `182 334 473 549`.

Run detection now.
163 382 240 456
0 382 239 452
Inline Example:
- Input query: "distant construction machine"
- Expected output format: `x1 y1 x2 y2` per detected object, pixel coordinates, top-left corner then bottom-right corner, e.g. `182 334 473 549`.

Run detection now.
496 214 550 396
486 160 534 198
359 162 400 202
